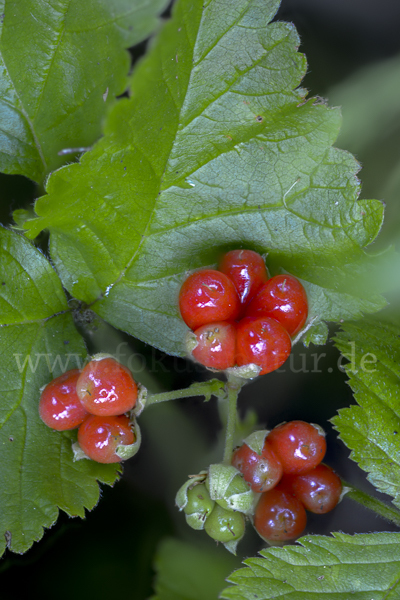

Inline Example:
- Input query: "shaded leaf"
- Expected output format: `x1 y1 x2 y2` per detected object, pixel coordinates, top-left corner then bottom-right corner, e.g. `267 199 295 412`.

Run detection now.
0 226 120 556
23 0 386 356
0 0 168 182
222 532 400 599
151 537 238 600
332 318 400 508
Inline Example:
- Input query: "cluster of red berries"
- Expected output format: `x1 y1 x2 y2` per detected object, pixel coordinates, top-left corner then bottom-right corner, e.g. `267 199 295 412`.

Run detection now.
179 250 308 374
232 420 342 542
39 356 139 464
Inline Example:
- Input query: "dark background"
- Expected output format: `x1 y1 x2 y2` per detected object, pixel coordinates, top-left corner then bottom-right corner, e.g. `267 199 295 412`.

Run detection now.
1 0 400 598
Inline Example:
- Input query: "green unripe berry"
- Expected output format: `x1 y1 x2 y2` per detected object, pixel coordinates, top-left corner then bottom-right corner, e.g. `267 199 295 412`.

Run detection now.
204 504 245 543
184 483 215 519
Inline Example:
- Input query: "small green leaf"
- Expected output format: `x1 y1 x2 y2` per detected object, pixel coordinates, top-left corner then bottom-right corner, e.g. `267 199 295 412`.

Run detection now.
152 537 239 600
222 532 400 599
24 0 386 356
0 226 120 556
0 0 168 182
332 318 400 508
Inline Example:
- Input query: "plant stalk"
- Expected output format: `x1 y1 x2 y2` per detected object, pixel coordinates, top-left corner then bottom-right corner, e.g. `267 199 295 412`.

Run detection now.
222 377 243 464
146 378 225 407
342 481 400 528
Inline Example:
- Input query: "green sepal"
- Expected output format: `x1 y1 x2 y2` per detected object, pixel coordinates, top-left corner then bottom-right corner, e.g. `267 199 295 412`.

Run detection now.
223 539 241 556
224 364 262 380
302 321 329 347
132 383 148 417
115 418 141 460
175 472 208 511
185 331 198 356
71 442 88 461
242 430 270 456
206 464 256 515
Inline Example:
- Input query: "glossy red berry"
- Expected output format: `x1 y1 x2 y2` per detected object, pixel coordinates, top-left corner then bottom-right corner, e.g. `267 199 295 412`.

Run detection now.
77 414 135 463
39 369 88 431
219 250 269 309
232 440 283 492
179 269 241 331
245 274 308 336
254 485 307 542
281 464 342 514
236 316 292 375
76 357 138 417
191 321 236 370
267 421 326 475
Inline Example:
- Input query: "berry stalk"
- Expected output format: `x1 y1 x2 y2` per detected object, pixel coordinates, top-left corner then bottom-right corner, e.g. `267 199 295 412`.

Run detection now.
146 379 225 407
222 376 243 464
342 481 400 527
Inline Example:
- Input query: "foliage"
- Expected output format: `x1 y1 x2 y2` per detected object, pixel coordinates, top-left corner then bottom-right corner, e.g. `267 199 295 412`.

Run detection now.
0 0 168 182
221 532 400 599
332 319 400 508
21 0 386 355
0 226 120 555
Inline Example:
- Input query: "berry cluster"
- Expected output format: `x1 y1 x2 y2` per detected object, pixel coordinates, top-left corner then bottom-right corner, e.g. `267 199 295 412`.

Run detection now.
177 420 342 551
233 421 342 543
179 250 308 374
39 355 139 464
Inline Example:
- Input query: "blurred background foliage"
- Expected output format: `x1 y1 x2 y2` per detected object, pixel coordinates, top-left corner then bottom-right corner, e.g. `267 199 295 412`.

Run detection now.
1 0 400 598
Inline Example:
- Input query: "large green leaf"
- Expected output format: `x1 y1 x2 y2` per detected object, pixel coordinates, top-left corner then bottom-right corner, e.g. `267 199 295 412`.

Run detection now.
221 532 400 599
0 226 120 556
24 0 386 356
0 0 168 182
332 319 400 509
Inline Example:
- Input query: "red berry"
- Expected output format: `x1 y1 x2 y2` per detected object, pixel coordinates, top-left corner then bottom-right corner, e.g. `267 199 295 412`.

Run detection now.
254 485 307 542
191 321 236 370
232 440 283 492
267 421 326 475
236 317 291 375
219 250 269 309
245 274 308 336
179 269 240 330
281 464 342 514
39 369 88 430
76 357 138 417
77 414 135 463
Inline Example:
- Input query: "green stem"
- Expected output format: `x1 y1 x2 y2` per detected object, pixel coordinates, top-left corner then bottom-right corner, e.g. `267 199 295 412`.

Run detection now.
222 378 243 464
343 481 400 528
146 378 225 407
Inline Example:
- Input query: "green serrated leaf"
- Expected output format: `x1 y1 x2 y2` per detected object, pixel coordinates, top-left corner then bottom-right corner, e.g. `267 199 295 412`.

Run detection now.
0 226 120 556
222 532 400 599
23 0 386 356
332 318 400 509
0 0 167 182
152 537 238 600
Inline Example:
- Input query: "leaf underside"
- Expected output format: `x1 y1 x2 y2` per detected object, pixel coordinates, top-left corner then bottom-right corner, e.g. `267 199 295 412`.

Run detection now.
0 0 168 182
22 0 386 356
332 318 400 509
221 532 400 600
0 226 120 556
